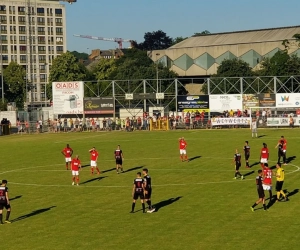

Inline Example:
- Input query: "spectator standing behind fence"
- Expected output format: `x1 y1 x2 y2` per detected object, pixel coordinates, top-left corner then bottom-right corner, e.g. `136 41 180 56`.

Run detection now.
107 117 112 131
36 121 40 133
25 120 29 133
289 116 294 128
251 118 258 138
63 118 68 132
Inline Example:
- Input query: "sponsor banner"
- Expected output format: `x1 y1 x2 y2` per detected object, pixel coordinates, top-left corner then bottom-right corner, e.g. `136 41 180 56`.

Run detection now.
267 117 299 126
258 93 276 107
209 94 242 111
52 81 84 114
177 95 209 112
211 117 251 126
276 93 300 108
84 97 114 114
242 94 259 110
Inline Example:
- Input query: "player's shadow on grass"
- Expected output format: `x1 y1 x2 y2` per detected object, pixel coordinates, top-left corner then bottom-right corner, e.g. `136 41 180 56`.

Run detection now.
285 188 299 198
102 168 115 173
81 176 107 185
286 156 296 163
10 195 22 201
123 166 144 173
258 135 266 138
244 171 255 177
249 162 260 168
188 156 201 162
154 196 182 212
81 164 90 169
11 206 56 223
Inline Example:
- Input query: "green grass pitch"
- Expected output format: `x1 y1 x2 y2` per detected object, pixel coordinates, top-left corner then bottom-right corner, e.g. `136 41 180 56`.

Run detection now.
0 129 299 250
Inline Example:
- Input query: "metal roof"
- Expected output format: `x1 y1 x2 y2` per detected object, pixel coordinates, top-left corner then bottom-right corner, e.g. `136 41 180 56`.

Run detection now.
169 26 300 49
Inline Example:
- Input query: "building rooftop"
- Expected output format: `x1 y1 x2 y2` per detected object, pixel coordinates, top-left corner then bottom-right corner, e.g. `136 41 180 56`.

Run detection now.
170 26 300 49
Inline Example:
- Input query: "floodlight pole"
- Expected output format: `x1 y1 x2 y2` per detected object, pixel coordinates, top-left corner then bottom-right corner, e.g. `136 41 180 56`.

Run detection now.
0 20 4 103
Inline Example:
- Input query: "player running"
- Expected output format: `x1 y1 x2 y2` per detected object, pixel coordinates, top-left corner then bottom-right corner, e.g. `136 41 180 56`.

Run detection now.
143 168 155 213
260 143 269 169
89 147 100 175
114 145 124 174
61 144 73 170
0 180 11 223
71 155 81 186
130 172 145 213
250 170 267 211
233 149 244 180
262 163 273 202
179 137 188 162
275 163 288 202
243 141 250 168
276 136 287 165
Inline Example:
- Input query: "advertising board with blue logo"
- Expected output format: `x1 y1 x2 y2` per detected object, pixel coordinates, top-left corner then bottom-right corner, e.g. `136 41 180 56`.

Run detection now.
177 95 209 112
276 93 300 108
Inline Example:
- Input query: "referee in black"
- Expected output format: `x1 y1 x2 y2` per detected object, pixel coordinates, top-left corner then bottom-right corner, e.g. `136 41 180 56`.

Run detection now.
0 180 11 224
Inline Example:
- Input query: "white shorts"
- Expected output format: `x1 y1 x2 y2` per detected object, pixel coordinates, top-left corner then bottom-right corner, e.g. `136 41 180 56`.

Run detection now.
180 149 187 155
260 158 268 163
263 184 272 191
65 157 71 163
90 160 97 167
282 150 286 153
72 170 79 176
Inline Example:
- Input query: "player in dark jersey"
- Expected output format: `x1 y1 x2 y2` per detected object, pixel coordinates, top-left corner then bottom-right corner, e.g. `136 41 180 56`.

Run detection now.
243 141 250 168
233 149 244 180
0 180 11 224
114 145 124 174
250 170 267 211
276 140 285 164
130 172 145 213
143 168 155 213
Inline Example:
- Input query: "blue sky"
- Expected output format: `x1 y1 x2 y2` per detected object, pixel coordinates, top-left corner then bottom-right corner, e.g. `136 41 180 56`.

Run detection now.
65 0 300 53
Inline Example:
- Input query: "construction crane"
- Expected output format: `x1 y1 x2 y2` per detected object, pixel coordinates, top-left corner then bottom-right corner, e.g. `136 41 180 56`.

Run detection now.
73 34 133 49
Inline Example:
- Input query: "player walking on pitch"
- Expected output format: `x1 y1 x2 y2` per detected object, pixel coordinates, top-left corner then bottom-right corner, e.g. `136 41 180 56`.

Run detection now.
251 118 258 138
260 143 269 169
262 163 273 202
0 180 11 223
61 144 73 170
143 168 155 213
250 170 267 211
179 137 188 162
233 149 244 180
71 155 81 186
275 163 288 202
114 145 124 174
89 147 100 175
275 136 287 165
243 141 250 168
130 172 146 213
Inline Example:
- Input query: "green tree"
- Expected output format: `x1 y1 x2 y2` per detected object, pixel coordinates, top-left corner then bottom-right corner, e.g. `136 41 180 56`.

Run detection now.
92 58 116 80
172 36 188 46
193 30 211 36
138 30 173 50
47 52 90 99
69 50 89 61
3 61 26 108
259 51 290 76
215 58 253 77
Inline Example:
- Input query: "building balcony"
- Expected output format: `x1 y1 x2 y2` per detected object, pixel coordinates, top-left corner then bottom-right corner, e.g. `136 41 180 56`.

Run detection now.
19 41 26 44
38 51 46 54
57 51 63 54
18 21 26 25
47 22 53 26
40 69 46 73
56 32 63 36
48 41 54 45
55 14 62 17
56 41 63 45
2 59 8 63
37 13 45 16
39 59 46 63
0 10 6 14
0 20 7 24
38 31 45 35
37 22 45 25
55 23 63 26
18 11 25 15
47 13 53 16
10 31 16 34
1 50 8 53
1 40 8 44
1 30 7 34
20 60 27 63
9 11 15 15
20 51 27 54
9 21 16 24
38 41 46 44
19 31 26 34
40 78 46 83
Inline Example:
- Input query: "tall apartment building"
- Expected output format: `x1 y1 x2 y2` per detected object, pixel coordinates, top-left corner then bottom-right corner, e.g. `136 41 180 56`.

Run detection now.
0 0 67 106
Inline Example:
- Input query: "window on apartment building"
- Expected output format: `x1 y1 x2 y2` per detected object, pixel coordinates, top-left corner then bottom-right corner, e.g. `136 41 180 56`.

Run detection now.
11 55 17 61
37 8 44 14
18 7 25 12
56 46 64 52
40 74 46 80
56 37 63 43
0 5 6 11
38 27 45 32
18 16 26 22
10 26 16 32
20 46 27 51
1 26 7 31
38 36 45 42
9 6 14 12
38 46 46 51
55 18 62 23
37 17 45 23
47 18 53 23
39 55 46 61
55 9 62 15
1 35 7 41
0 15 6 21
1 45 7 51
48 46 54 52
48 27 53 33
19 26 26 32
19 36 26 41
40 64 46 70
56 27 63 33
11 45 17 51
20 55 27 61
10 36 17 42
2 55 8 61
48 37 54 43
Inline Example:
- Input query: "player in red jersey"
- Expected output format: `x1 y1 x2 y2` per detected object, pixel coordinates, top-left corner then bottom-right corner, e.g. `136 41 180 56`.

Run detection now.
275 136 287 165
260 143 269 169
71 155 81 186
179 137 188 162
61 144 73 170
262 163 273 201
89 147 100 175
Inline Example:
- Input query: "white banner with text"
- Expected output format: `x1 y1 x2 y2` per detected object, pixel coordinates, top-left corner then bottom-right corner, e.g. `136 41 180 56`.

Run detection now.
211 117 251 126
